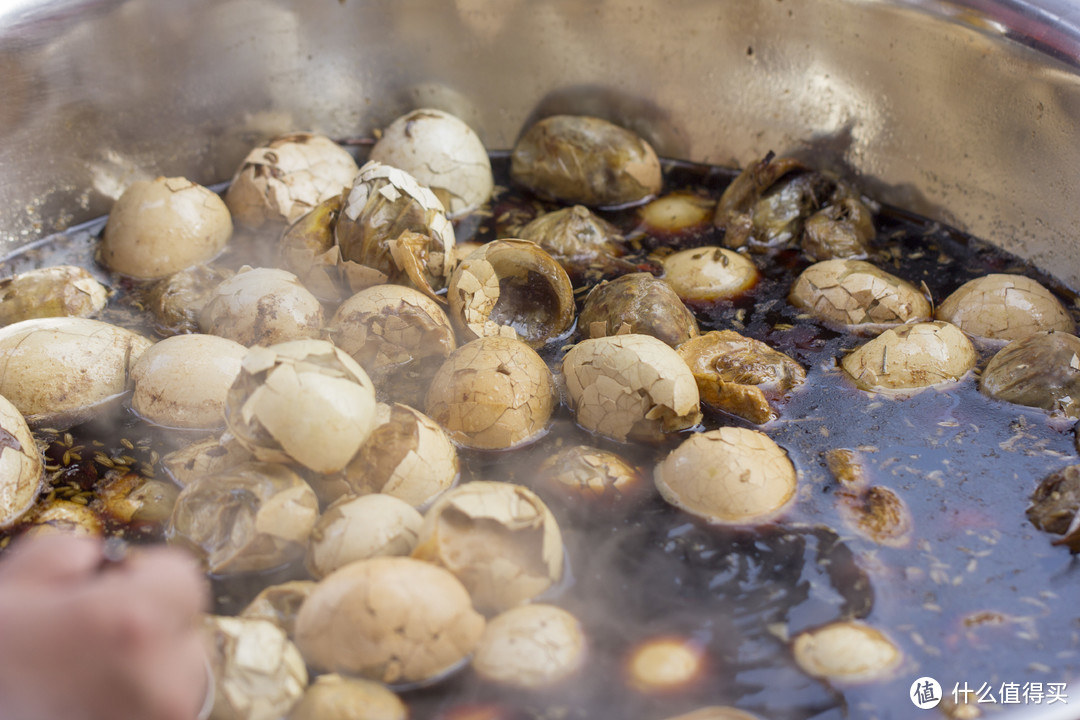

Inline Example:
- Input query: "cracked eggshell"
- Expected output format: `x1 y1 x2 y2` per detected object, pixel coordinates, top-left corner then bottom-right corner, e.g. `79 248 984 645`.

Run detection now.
448 239 575 348
562 334 702 443
840 321 977 391
654 427 797 525
412 481 564 614
791 621 902 684
225 132 359 230
288 674 407 720
0 317 153 429
334 161 456 299
331 285 456 407
167 461 319 575
0 393 42 529
202 615 308 720
147 264 232 336
800 197 875 261
370 108 494 217
130 334 247 430
662 246 759 304
101 176 232 280
294 556 485 684
789 259 931 330
533 444 647 510
472 604 586 690
517 205 633 283
225 340 377 473
311 403 458 508
160 434 252 488
0 265 108 326
306 493 424 579
199 266 324 347
240 580 316 638
425 336 556 451
935 273 1075 342
578 273 698 348
278 194 346 303
980 331 1080 418
510 115 662 207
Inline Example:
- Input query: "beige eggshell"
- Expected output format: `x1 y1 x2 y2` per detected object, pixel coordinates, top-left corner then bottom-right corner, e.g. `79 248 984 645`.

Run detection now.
562 334 702 443
370 108 493 217
130 334 247 430
202 615 308 720
789 259 931 329
0 265 108 326
791 621 902 683
23 499 103 537
101 176 232 280
0 317 153 429
0 393 41 528
311 403 458 508
935 273 1075 342
654 427 797 525
288 674 407 720
840 321 977 391
199 267 324 347
226 340 377 474
412 481 563 614
306 494 424 579
160 434 253 488
240 581 317 638
472 604 586 689
331 285 456 407
425 336 555 450
662 246 759 303
225 132 359 230
294 556 486 684
627 637 706 693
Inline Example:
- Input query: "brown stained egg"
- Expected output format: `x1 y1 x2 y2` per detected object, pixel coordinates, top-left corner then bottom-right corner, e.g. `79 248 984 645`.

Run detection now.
638 192 715 237
836 486 913 547
94 473 179 527
562 334 702 443
160 434 252 488
101 177 232 280
448 239 575 348
935 273 1075 342
330 285 456 407
167 461 319 575
311 403 458 508
677 330 806 424
22 499 103 537
306 494 424 579
147 264 232 336
335 161 456 300
289 674 407 720
662 247 759 304
202 615 308 720
0 317 153 429
472 604 586 690
370 108 494 217
198 267 324 347
517 205 634 284
791 621 902 683
240 580 317 638
789 259 931 330
0 265 108 326
278 194 346 303
425 337 555 451
801 197 876 261
130 334 247 431
654 427 797 525
0 393 42 529
824 448 870 490
225 340 377 474
840 321 977 392
510 115 662 208
225 132 359 231
626 636 707 694
412 481 564 614
980 331 1080 418
533 444 647 510
294 556 486 685
578 273 699 348
1028 465 1080 552
663 709 762 720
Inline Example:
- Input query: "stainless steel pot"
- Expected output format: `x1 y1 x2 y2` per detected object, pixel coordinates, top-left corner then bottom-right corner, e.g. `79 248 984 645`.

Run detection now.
2 1 1080 718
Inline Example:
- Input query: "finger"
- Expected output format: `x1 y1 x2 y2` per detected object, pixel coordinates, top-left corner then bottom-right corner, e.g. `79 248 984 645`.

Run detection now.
118 547 210 621
0 534 103 584
127 631 212 720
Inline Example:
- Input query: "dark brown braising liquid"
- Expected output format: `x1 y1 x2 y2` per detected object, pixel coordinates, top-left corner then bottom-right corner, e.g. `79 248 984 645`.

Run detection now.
2 153 1078 720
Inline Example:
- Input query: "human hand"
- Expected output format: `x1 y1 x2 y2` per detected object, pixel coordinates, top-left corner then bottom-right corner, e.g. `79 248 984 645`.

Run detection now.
0 533 210 720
